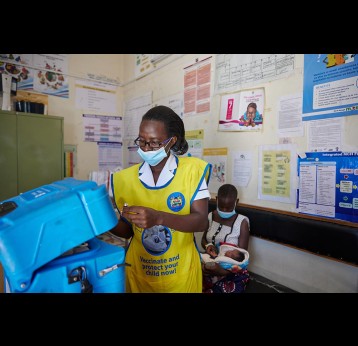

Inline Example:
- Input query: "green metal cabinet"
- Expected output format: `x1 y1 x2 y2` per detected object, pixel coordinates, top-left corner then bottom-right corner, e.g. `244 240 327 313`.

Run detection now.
0 111 64 201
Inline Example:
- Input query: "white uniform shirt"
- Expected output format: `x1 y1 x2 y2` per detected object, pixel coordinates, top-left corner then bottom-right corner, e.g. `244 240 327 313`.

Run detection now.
138 153 210 200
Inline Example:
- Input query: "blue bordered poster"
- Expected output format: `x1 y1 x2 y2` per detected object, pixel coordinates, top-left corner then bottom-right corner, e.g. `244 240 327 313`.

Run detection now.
297 152 358 222
302 54 358 121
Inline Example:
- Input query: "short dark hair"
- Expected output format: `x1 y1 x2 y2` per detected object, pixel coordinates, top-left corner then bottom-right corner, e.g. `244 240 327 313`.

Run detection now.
247 102 257 110
235 251 245 262
142 105 188 155
218 184 238 200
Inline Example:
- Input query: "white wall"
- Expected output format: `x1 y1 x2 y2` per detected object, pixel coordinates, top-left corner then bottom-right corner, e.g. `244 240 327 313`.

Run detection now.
41 54 357 293
47 54 124 180
248 237 358 293
121 54 358 293
121 54 358 213
45 53 358 205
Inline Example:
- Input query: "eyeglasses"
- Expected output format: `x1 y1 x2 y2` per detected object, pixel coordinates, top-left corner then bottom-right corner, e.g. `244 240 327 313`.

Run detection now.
134 137 172 150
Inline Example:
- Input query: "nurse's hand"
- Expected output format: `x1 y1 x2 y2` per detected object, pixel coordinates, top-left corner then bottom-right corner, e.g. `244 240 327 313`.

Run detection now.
122 205 158 229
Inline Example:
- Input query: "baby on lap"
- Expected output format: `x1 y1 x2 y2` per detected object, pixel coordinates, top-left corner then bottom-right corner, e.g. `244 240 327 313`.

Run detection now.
201 243 249 272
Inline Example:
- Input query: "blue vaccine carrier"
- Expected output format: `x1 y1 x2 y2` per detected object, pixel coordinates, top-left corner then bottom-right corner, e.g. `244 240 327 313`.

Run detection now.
0 178 125 293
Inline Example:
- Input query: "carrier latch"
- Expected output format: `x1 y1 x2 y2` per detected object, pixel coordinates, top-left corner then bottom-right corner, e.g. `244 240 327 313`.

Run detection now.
68 266 93 293
0 201 17 216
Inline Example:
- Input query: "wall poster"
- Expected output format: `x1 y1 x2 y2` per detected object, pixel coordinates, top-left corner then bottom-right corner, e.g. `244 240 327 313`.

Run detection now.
298 152 358 222
302 54 358 121
219 88 264 131
258 144 297 204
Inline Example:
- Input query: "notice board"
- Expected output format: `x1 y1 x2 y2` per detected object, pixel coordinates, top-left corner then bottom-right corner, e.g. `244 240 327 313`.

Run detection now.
298 152 358 222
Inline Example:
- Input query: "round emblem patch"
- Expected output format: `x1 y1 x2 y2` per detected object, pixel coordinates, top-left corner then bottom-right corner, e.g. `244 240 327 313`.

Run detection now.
167 192 185 212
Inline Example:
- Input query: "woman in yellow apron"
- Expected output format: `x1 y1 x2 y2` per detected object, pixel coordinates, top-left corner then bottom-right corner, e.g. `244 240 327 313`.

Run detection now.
111 105 211 293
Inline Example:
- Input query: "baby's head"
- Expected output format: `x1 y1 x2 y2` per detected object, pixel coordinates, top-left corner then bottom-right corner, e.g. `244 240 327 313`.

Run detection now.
225 249 245 262
207 246 218 258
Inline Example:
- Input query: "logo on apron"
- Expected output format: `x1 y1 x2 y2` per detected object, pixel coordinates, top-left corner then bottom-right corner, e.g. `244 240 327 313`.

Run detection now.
142 225 172 256
167 192 185 212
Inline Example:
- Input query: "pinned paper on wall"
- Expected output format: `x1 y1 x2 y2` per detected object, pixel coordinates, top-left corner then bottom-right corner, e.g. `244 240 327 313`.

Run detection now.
302 54 358 121
183 56 212 116
218 88 264 132
203 147 228 193
83 114 122 143
298 151 358 222
155 92 183 118
232 151 253 187
135 54 154 78
214 54 295 94
98 142 122 171
258 144 297 204
185 129 204 159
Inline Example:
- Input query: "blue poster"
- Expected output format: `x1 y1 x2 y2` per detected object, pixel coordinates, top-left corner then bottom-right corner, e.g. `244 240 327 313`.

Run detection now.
297 152 358 223
302 54 358 121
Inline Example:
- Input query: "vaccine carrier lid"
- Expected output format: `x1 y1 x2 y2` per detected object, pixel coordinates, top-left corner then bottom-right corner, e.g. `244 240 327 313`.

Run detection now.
0 178 118 292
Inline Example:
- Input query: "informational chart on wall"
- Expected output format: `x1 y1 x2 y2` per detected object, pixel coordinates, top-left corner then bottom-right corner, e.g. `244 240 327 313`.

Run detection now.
302 54 358 121
82 114 122 143
183 56 212 116
258 144 297 204
298 152 358 222
98 142 122 171
214 54 295 94
76 79 117 113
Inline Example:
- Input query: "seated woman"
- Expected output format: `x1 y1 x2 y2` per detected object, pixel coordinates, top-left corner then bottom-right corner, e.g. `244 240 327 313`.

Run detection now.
201 242 249 276
201 184 250 293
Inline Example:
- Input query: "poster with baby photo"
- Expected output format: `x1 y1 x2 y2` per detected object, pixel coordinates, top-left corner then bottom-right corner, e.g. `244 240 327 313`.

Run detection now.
219 88 265 131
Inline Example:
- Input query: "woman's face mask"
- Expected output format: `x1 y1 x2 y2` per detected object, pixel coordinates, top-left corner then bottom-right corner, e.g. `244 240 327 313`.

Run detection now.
137 138 172 166
217 201 237 219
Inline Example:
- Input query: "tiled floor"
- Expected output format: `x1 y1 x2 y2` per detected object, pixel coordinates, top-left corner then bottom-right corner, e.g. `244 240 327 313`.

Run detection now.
245 272 297 293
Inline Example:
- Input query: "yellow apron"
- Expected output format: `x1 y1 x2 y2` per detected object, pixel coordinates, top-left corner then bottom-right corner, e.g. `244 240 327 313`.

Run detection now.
112 156 211 293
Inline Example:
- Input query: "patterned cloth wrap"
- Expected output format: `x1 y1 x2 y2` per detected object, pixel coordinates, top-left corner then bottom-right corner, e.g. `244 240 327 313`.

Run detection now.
216 243 249 272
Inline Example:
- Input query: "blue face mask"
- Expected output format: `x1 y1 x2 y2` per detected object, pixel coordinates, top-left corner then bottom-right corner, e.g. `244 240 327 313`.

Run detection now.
217 203 237 219
137 139 171 166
